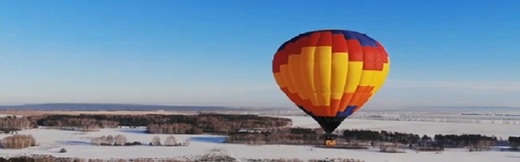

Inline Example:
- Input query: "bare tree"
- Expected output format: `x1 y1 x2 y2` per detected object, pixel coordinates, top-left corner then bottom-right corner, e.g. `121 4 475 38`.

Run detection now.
151 136 161 146
114 134 127 146
0 134 36 149
107 135 114 145
164 135 177 146
90 137 102 145
0 117 33 132
100 135 108 145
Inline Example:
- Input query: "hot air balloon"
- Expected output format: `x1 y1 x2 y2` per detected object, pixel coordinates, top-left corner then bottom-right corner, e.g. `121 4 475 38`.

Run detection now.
272 29 390 146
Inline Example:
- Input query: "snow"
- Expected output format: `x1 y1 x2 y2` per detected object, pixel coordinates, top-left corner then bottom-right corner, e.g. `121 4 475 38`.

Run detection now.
287 116 520 139
1 114 520 162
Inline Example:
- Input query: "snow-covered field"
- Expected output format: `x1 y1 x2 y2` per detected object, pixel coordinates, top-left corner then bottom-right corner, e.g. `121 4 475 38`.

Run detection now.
1 114 520 162
288 116 520 139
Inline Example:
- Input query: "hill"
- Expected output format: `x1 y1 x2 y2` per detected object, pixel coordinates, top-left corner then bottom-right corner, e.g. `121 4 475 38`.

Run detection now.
0 103 234 111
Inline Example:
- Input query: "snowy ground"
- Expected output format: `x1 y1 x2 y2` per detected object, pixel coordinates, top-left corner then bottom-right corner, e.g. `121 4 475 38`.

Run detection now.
287 115 520 139
1 114 520 162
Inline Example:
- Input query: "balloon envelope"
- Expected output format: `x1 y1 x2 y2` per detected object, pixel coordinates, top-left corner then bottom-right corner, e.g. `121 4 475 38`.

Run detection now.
272 29 390 133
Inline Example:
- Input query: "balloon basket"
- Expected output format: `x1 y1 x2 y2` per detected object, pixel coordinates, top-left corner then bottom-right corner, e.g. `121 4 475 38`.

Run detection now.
324 133 337 147
325 139 336 147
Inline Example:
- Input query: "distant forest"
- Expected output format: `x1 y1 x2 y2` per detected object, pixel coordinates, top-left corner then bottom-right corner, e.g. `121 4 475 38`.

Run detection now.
1 113 520 152
0 103 236 111
1 113 292 134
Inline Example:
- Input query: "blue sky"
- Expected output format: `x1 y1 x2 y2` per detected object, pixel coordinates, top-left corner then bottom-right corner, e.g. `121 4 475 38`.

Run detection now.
1 0 520 109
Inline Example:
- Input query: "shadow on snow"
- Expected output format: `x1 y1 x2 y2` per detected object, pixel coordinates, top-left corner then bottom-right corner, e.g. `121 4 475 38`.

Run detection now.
190 136 226 143
56 140 91 146
117 129 148 134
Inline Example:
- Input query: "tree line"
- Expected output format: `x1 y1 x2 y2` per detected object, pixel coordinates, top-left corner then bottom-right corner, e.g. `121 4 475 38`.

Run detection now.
227 128 324 145
343 129 422 144
37 115 119 129
90 134 130 146
342 129 501 150
150 135 180 146
433 134 497 149
88 134 185 147
228 128 422 146
34 113 292 134
0 156 365 162
0 155 187 162
227 128 517 151
147 123 204 134
0 116 36 133
509 136 520 150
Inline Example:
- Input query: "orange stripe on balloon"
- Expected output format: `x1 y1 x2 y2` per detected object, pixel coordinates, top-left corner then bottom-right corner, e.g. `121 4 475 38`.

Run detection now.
353 86 374 108
330 99 341 116
283 88 320 115
282 88 305 108
348 86 374 107
356 86 374 92
311 106 332 117
355 93 373 112
338 93 354 112
350 94 363 107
